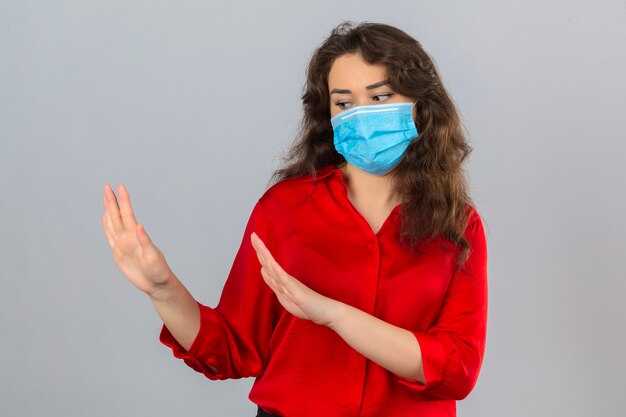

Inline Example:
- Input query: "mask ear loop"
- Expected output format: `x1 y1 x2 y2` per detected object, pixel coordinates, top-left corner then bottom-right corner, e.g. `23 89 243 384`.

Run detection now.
410 100 418 121
409 100 418 118
410 100 419 136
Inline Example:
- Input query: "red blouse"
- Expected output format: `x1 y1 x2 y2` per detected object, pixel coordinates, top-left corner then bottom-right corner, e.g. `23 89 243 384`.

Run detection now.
159 163 489 417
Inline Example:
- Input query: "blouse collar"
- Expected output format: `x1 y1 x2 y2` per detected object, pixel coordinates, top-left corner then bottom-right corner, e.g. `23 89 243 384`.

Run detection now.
304 164 343 183
303 163 403 234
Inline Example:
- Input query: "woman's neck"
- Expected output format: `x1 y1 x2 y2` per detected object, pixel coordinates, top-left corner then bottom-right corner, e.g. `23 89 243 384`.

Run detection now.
338 162 403 210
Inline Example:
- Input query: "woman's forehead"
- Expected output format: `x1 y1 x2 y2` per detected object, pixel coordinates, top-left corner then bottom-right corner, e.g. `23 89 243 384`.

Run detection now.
328 55 387 91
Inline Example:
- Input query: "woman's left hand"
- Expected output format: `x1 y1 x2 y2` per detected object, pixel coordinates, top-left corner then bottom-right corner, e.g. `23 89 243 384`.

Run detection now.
250 232 343 328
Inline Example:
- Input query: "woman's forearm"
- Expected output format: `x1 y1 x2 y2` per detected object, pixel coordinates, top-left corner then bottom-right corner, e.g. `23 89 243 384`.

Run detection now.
329 302 425 383
148 271 200 352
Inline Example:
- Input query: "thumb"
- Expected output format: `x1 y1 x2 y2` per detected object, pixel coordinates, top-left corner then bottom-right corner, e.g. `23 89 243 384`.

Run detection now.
137 224 152 247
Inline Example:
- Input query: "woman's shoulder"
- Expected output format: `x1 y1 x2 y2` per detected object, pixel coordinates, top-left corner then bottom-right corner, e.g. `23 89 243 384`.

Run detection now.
461 203 488 247
258 164 340 212
465 203 486 228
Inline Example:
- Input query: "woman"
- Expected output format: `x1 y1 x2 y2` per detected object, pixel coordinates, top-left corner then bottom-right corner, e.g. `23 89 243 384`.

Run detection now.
101 21 488 417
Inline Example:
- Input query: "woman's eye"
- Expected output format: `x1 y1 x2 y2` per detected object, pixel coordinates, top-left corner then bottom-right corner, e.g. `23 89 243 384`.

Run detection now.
373 93 393 102
335 94 394 110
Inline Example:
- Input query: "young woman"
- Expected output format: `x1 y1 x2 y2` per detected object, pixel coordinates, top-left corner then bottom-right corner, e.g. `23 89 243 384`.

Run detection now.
102 21 488 417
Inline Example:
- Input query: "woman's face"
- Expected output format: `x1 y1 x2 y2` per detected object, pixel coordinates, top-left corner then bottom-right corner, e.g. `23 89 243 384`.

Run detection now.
327 52 415 120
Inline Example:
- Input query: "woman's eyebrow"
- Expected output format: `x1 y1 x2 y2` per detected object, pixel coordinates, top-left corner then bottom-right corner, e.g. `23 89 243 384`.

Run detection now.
330 80 389 95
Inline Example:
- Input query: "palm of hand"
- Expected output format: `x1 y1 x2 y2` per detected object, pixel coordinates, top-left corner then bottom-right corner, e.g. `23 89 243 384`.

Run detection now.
250 232 340 328
102 184 171 295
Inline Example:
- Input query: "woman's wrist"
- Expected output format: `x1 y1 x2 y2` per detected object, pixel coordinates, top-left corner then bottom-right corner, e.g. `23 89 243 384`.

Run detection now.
326 300 350 332
147 270 179 303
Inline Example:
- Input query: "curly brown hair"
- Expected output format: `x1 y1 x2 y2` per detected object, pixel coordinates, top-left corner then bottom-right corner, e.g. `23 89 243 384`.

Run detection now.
267 20 479 273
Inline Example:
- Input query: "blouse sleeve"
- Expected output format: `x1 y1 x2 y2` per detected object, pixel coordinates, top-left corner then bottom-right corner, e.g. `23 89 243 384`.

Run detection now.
395 208 489 400
158 196 281 380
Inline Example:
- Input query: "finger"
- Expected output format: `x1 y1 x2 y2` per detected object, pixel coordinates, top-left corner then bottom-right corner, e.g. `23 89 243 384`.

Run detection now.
261 266 290 297
102 214 115 248
250 233 273 273
104 184 125 234
271 261 295 294
270 258 287 278
104 205 118 241
136 224 153 248
251 232 276 268
117 184 139 230
252 239 290 292
259 265 277 292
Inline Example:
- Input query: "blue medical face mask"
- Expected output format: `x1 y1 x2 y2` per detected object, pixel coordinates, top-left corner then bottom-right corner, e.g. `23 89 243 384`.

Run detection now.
330 101 419 176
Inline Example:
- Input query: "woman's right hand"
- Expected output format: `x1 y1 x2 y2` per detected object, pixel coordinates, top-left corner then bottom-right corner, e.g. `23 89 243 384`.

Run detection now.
101 184 173 297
